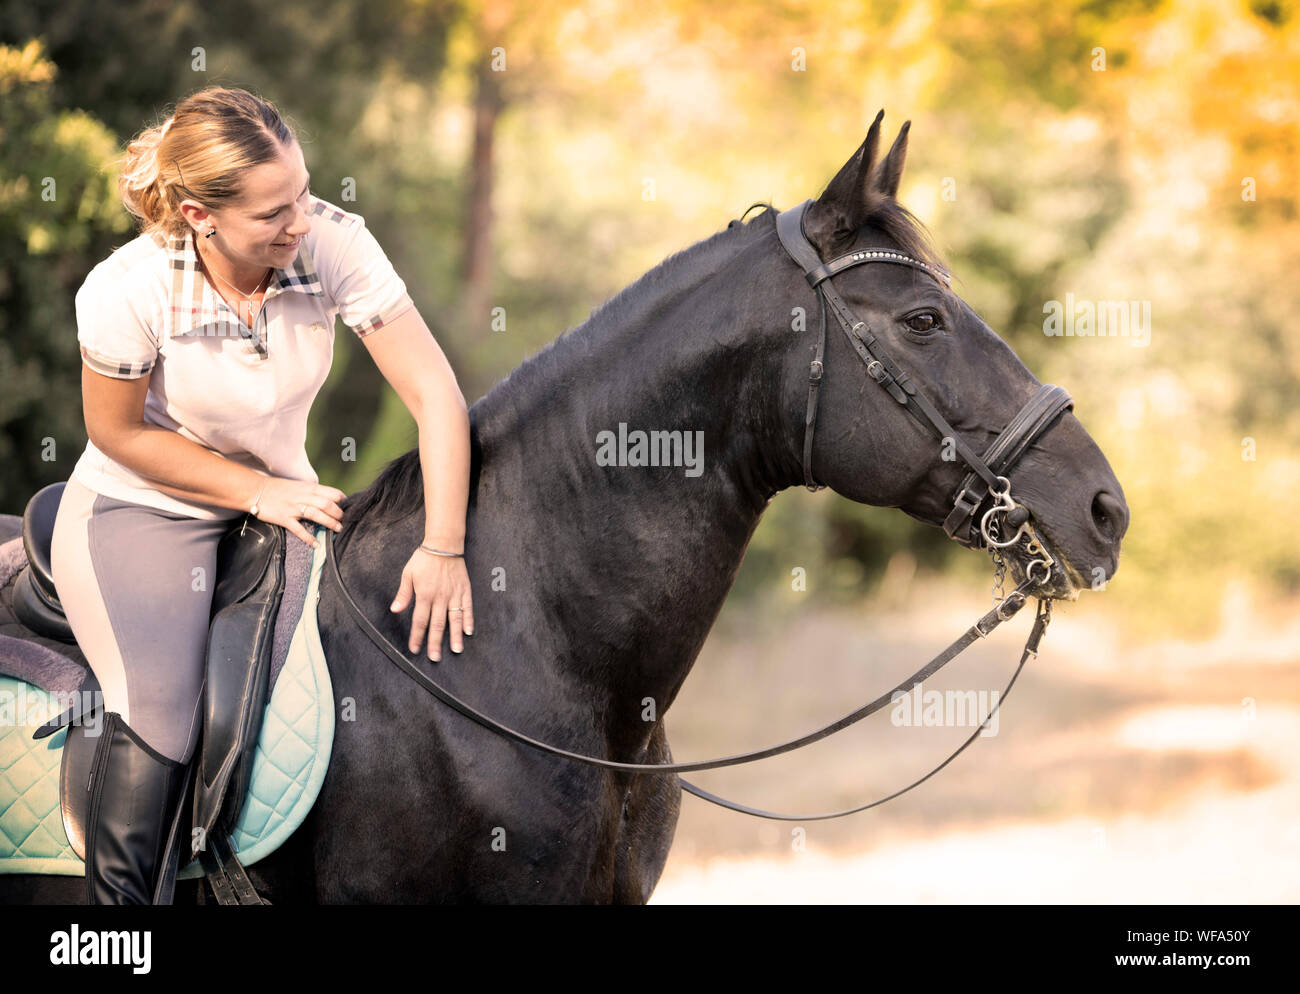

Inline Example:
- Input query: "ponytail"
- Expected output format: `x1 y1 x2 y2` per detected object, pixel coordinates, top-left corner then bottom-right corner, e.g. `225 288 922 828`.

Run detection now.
118 118 174 235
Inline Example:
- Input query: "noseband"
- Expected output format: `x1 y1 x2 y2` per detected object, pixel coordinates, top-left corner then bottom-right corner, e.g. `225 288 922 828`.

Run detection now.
775 199 1074 567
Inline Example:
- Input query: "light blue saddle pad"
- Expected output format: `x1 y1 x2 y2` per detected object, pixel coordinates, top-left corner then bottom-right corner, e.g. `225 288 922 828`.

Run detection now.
0 526 334 878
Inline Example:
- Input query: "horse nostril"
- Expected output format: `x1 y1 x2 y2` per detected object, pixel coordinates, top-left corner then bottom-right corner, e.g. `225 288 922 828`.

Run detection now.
1090 490 1128 543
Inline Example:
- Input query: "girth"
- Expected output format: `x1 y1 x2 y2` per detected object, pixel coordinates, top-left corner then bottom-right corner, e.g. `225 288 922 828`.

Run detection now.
774 199 1074 548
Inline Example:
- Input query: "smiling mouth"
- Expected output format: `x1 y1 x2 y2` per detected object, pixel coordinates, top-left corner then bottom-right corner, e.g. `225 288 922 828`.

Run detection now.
273 237 302 249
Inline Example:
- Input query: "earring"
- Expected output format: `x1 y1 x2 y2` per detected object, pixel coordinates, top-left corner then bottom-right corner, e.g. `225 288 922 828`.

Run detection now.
205 227 216 238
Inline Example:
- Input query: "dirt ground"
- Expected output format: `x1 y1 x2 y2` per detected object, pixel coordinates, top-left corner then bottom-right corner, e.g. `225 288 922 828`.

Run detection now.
648 576 1300 903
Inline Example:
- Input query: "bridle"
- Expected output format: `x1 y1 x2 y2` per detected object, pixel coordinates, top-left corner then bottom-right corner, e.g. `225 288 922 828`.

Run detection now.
777 198 1074 561
320 200 1076 821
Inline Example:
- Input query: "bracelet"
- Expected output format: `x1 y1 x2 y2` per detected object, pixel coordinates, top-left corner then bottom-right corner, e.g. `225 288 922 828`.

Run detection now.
248 477 268 516
419 543 464 558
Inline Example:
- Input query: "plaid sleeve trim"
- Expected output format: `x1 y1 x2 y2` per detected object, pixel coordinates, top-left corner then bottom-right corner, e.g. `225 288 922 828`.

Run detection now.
80 344 155 379
351 294 416 338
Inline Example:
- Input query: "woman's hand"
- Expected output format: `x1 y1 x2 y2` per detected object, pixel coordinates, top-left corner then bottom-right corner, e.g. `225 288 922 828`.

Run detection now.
252 475 346 547
389 548 474 661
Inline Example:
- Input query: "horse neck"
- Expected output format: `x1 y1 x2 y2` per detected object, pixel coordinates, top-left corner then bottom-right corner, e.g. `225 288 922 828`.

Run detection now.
471 241 793 750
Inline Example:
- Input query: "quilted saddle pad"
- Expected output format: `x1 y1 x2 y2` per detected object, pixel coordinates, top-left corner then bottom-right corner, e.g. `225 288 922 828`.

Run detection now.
0 524 334 878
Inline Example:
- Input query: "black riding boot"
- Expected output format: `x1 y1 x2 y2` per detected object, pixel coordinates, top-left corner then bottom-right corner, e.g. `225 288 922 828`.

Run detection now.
83 711 193 905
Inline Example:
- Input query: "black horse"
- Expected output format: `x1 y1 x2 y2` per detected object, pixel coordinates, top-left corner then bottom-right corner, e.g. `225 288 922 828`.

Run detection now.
0 119 1127 903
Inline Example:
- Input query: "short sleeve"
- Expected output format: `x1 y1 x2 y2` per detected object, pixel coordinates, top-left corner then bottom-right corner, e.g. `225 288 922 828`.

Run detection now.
75 268 159 379
331 220 415 338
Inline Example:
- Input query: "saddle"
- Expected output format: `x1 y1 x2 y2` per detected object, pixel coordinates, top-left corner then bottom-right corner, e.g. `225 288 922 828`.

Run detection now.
16 480 286 900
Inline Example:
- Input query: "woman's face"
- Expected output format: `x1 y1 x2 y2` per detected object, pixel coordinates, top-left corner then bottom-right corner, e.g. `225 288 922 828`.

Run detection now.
183 139 313 273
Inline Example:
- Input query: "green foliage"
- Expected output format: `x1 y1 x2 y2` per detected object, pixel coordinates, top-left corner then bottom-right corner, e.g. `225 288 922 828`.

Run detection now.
2 2 1297 634
0 40 130 511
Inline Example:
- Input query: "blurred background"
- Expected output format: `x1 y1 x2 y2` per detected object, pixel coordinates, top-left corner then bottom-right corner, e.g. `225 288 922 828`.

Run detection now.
1 0 1297 901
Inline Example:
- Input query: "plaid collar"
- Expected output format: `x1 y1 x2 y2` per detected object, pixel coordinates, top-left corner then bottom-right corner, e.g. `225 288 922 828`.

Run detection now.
155 223 324 358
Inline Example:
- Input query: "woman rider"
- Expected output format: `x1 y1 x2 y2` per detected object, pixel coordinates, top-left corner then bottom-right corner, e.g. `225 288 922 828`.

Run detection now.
50 85 474 903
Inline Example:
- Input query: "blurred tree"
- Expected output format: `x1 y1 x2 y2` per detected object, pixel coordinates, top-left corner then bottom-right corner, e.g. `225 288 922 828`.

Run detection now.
3 0 1296 623
0 39 131 512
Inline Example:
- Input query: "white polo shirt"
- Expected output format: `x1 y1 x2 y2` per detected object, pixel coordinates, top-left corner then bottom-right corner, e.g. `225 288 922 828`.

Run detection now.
70 194 415 519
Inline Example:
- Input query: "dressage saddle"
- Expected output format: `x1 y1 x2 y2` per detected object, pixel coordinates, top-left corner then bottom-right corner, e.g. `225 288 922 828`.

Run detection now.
15 480 286 896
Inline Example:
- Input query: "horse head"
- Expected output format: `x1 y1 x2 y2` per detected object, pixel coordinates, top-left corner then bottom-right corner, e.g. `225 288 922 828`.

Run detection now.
782 112 1128 599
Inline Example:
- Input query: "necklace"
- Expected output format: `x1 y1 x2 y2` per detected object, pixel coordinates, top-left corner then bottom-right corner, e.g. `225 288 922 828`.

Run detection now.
197 241 274 329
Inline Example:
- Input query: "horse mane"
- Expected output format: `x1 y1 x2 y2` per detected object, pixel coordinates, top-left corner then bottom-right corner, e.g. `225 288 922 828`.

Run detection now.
338 195 945 529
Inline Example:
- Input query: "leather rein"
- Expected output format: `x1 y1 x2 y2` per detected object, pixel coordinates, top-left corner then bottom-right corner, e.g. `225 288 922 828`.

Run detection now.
321 200 1073 821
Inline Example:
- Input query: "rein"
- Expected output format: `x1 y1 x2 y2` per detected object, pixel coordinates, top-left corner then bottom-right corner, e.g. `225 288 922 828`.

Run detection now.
324 527 1050 819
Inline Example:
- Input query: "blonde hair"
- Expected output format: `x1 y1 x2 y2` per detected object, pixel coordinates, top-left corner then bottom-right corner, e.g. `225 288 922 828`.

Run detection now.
118 86 298 240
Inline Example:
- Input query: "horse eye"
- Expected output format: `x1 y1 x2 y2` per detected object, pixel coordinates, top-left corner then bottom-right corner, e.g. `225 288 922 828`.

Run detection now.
905 312 940 333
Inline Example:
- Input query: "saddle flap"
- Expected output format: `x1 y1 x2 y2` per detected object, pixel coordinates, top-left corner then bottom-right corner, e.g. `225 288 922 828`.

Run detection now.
212 516 279 614
192 517 286 857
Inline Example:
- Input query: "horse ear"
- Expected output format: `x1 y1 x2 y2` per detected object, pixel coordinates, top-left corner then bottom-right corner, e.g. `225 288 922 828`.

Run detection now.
870 121 910 199
805 109 885 254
